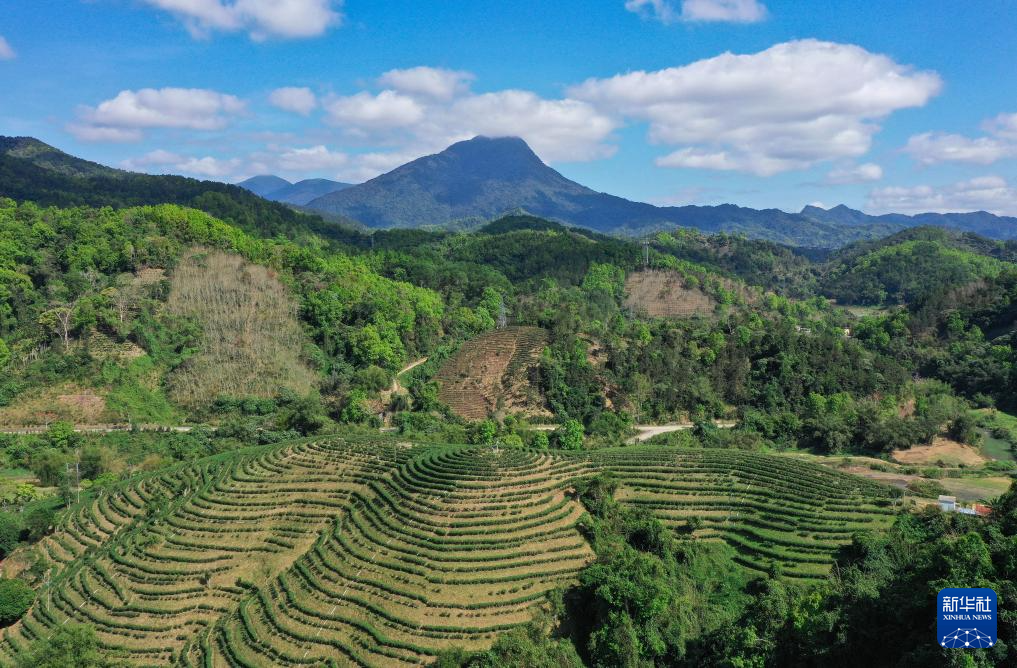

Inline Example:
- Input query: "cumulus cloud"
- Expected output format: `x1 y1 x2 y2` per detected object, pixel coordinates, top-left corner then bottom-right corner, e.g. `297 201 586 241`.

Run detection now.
269 87 317 115
0 36 15 60
904 112 1017 165
122 149 241 178
570 39 941 175
625 0 766 24
323 67 617 163
69 87 245 142
276 145 347 171
826 162 883 184
140 0 342 40
325 90 426 129
378 67 474 101
867 176 1017 216
986 113 1017 140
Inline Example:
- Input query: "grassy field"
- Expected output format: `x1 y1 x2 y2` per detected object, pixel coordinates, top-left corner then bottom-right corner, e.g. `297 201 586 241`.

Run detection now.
977 409 1017 463
0 437 899 666
940 476 1014 502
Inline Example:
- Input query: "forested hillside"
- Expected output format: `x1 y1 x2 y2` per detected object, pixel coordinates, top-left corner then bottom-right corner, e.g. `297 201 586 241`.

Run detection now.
822 227 1017 306
0 137 358 243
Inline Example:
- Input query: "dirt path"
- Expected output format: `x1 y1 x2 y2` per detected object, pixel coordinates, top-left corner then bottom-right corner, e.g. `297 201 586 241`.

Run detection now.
391 357 428 395
0 424 205 435
528 420 736 443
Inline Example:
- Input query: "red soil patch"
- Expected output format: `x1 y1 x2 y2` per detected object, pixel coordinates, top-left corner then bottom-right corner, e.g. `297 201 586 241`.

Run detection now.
435 327 549 420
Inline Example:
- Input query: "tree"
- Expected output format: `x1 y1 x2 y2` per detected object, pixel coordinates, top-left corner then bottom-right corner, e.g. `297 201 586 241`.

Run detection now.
279 394 328 434
47 421 81 450
23 507 56 542
38 300 78 349
0 578 34 626
0 513 19 558
470 420 497 445
554 419 584 450
31 450 69 487
0 337 9 369
15 624 128 668
100 274 139 329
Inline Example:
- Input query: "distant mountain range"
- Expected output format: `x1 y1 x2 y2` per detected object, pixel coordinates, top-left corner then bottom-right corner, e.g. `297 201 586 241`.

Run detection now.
298 135 1017 248
4 134 1016 248
238 175 353 206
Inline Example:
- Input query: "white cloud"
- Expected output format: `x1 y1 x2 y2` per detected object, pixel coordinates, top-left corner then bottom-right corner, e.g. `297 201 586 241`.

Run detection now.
625 0 766 24
826 162 883 184
276 145 347 171
69 87 245 142
141 0 342 40
378 67 474 101
904 112 1017 165
904 133 1014 166
0 36 15 60
448 91 617 161
986 113 1017 140
325 90 425 129
866 176 1017 216
269 87 317 115
570 39 941 175
122 149 240 178
65 125 144 143
323 71 617 164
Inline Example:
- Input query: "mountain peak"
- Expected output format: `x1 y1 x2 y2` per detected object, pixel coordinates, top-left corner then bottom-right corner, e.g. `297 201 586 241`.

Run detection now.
435 136 546 175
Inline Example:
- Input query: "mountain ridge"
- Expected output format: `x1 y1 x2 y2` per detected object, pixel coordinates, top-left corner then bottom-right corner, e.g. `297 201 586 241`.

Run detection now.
238 175 353 206
303 135 1017 247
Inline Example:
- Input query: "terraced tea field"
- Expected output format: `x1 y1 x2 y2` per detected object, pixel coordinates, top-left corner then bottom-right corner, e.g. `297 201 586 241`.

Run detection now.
435 326 549 420
0 438 897 666
590 448 897 579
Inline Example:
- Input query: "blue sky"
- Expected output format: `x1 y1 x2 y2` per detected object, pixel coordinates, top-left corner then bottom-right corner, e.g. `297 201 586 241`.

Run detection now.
2 0 1017 215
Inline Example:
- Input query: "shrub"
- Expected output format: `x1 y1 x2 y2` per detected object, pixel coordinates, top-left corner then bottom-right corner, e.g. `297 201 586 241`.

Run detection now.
15 623 127 667
554 419 584 450
0 513 19 558
23 507 56 542
0 579 33 626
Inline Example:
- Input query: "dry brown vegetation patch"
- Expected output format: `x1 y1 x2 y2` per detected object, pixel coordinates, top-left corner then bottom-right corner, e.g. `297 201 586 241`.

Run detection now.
165 250 317 407
0 384 110 426
892 436 988 466
435 326 549 420
624 269 717 318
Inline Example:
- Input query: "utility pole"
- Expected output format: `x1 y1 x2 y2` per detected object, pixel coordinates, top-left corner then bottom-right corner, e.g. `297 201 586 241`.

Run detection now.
75 450 81 504
642 240 650 268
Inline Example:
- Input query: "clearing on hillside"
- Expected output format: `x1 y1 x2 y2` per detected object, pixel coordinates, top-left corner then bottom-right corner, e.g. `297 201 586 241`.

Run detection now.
0 438 896 666
624 269 718 318
165 251 317 407
0 383 110 426
891 437 987 467
434 326 549 420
